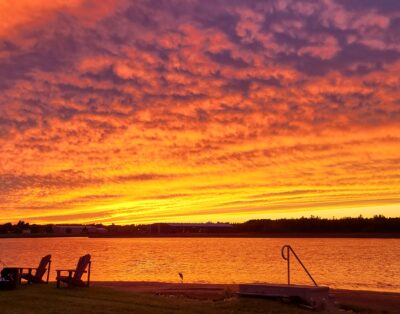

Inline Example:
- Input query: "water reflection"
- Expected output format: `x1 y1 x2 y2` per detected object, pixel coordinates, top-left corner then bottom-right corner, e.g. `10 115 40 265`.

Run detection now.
0 237 399 292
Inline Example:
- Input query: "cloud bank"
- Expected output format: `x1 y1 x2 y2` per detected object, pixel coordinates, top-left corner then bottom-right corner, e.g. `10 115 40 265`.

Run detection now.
1 0 399 223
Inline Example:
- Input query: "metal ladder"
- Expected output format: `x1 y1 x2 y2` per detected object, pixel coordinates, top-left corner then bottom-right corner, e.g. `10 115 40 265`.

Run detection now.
281 245 318 287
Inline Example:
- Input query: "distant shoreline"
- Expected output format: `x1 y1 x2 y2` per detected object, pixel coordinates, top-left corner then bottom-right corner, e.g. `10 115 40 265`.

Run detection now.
90 232 400 238
0 232 399 239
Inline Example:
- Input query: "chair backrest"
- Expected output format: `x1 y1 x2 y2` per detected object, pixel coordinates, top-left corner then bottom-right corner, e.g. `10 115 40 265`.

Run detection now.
73 254 91 280
35 255 51 279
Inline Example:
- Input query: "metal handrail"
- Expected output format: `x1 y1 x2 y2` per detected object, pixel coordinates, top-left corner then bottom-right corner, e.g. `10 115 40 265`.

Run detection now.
281 245 318 287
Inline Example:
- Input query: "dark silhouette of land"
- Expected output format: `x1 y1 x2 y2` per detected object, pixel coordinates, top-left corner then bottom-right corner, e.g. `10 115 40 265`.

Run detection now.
1 215 399 238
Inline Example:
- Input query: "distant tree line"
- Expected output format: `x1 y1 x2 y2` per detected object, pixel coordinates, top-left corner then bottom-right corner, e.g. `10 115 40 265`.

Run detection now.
232 215 400 233
0 216 399 235
0 221 53 234
0 221 145 235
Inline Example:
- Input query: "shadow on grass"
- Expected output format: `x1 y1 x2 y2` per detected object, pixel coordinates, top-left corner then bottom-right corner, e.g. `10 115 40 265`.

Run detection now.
0 283 325 314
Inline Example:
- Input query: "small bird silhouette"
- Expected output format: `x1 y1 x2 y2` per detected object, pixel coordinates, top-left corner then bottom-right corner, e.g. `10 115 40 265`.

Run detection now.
178 272 183 283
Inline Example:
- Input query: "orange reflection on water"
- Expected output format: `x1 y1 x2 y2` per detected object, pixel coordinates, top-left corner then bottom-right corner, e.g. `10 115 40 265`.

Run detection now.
0 237 399 292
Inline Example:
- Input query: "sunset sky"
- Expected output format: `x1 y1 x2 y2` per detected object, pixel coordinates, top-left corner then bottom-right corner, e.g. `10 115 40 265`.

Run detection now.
1 0 399 224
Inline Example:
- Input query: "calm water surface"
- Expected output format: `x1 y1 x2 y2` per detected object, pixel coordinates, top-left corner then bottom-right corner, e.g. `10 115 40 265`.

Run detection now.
0 237 399 292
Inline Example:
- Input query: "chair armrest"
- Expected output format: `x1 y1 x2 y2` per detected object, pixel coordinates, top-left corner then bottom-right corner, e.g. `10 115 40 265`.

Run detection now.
56 269 75 278
19 267 37 274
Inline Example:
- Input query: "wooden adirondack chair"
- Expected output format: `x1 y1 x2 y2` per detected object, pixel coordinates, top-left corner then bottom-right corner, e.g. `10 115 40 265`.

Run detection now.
56 254 91 288
19 254 51 284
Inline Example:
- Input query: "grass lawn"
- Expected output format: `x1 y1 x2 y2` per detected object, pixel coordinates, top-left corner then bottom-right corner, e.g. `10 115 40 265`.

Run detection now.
0 284 320 314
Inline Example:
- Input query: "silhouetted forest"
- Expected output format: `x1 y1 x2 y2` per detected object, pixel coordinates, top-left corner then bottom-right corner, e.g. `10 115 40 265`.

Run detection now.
0 215 399 236
232 215 400 233
0 221 53 234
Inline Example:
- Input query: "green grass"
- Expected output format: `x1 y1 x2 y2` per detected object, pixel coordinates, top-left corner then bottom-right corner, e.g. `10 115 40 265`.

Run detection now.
0 284 320 314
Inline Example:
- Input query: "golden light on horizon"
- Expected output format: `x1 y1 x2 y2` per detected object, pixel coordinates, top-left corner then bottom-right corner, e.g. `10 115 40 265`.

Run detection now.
1 0 400 224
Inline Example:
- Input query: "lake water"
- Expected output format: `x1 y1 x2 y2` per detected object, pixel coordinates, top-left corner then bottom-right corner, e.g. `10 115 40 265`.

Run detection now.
0 237 399 292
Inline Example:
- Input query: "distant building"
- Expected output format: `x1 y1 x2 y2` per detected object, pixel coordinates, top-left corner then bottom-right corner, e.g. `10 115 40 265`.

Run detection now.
150 223 233 234
53 225 108 235
22 229 31 234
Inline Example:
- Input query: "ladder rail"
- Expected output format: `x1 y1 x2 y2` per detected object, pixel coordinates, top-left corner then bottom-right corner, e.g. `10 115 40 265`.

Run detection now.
281 245 318 287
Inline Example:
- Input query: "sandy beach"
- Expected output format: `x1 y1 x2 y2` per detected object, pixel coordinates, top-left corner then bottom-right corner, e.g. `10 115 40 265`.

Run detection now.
93 281 400 313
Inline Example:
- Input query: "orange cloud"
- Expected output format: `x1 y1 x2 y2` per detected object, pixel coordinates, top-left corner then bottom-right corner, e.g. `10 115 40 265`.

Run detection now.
1 0 400 224
0 0 83 34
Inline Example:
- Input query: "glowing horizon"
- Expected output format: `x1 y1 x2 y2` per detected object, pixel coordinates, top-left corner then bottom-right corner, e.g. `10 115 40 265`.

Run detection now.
1 0 400 224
